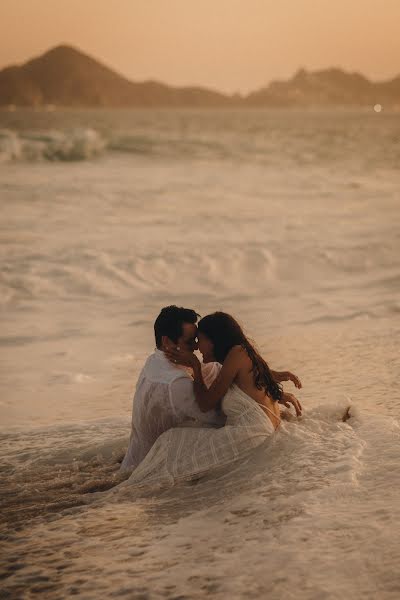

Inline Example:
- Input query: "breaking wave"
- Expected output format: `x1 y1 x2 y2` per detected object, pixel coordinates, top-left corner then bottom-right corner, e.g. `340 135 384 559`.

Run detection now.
1 107 399 167
0 128 106 162
0 128 234 163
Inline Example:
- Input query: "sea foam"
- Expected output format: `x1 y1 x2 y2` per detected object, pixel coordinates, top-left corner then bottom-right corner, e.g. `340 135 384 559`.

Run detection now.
0 128 105 162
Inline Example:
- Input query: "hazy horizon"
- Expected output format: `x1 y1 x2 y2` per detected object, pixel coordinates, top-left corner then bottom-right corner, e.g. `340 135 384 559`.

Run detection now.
1 0 400 94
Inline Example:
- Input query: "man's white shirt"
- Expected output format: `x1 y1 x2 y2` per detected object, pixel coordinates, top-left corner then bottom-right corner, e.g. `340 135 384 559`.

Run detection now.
120 350 224 471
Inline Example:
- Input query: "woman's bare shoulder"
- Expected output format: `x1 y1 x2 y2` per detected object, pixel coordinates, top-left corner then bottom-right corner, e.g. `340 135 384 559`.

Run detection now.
226 345 251 365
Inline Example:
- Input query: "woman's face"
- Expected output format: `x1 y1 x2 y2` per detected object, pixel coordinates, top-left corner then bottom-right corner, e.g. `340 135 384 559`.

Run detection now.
197 331 215 363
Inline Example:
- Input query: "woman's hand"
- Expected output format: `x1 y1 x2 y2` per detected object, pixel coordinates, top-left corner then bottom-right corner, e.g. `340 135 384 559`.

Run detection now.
164 345 200 369
277 371 302 389
279 391 302 417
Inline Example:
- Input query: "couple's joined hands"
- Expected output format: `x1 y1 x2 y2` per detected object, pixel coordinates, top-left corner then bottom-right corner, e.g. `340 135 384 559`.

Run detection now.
164 346 302 417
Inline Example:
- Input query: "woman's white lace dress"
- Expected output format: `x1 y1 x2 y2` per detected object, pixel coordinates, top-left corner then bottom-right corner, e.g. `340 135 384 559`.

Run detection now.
124 384 276 487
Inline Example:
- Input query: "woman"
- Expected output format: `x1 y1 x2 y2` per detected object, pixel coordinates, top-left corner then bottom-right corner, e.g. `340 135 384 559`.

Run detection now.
124 312 301 487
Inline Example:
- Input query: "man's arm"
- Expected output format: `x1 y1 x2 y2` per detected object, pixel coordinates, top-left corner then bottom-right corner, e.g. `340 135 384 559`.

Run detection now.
269 369 302 415
270 369 302 389
279 391 302 416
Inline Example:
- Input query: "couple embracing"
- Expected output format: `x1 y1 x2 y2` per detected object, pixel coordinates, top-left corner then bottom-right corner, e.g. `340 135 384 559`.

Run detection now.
120 306 302 487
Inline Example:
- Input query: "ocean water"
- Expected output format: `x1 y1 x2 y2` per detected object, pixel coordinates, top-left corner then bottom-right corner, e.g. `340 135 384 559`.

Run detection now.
0 108 399 599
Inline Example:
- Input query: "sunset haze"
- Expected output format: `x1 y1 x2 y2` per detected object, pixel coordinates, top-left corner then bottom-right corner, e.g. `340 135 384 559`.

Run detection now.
1 0 399 93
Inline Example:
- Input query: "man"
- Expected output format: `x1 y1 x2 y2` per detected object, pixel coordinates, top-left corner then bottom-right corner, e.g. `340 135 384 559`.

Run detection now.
120 305 301 472
120 306 223 471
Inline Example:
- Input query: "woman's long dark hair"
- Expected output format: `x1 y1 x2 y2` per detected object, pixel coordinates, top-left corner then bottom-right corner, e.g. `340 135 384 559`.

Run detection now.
198 312 282 402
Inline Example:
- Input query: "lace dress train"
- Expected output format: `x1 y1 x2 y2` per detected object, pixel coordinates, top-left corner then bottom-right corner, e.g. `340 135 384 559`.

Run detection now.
123 384 276 488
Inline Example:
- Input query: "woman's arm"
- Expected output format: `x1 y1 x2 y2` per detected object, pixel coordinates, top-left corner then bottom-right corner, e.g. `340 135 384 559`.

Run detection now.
192 347 243 412
165 346 243 412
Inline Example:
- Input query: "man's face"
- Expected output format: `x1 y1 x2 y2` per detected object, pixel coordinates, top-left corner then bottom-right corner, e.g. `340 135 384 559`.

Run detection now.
176 322 199 353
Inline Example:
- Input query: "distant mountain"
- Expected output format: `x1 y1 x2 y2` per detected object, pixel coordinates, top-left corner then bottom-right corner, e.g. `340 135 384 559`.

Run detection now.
0 45 233 108
0 45 399 108
244 67 400 108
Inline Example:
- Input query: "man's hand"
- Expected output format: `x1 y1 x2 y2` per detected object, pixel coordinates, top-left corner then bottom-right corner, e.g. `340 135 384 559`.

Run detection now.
279 391 302 417
276 371 302 389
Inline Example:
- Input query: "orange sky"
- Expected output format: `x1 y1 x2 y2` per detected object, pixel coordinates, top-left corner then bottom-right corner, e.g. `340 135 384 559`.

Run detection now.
1 0 399 94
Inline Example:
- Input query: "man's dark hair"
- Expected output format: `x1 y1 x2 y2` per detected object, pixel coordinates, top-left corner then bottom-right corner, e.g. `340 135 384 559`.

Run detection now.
154 305 199 348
